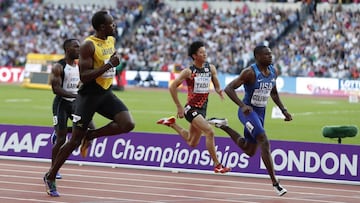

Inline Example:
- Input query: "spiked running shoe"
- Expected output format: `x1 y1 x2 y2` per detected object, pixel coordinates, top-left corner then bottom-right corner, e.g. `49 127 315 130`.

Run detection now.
157 116 176 126
207 117 228 128
43 174 59 197
273 182 287 196
214 163 231 174
80 137 92 158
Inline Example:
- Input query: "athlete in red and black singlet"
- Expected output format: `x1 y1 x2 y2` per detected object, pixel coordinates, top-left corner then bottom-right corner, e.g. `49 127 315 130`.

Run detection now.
185 62 212 109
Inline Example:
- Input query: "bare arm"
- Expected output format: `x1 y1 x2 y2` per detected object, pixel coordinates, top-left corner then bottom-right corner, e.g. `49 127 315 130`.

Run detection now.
169 68 191 118
78 40 120 83
50 63 77 98
210 64 224 100
224 67 256 115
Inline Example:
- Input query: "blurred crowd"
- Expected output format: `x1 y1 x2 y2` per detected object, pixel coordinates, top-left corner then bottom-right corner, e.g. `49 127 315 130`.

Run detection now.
274 7 360 79
122 2 298 74
0 0 143 66
0 0 359 79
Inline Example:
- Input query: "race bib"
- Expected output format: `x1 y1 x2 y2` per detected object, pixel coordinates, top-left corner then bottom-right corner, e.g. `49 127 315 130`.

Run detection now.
251 89 271 107
194 76 211 93
102 59 116 78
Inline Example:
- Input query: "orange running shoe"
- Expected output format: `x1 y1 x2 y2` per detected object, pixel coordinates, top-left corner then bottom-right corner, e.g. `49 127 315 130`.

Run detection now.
156 116 176 126
214 163 231 174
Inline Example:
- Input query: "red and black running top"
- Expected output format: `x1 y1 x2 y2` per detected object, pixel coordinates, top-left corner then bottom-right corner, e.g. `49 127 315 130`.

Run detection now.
185 62 212 108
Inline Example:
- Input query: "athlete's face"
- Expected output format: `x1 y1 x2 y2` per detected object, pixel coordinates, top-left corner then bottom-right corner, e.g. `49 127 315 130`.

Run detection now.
193 46 207 63
259 47 272 66
67 40 80 60
103 14 116 37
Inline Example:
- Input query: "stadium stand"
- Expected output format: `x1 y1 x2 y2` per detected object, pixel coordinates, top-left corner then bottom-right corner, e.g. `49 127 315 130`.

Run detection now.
0 0 359 79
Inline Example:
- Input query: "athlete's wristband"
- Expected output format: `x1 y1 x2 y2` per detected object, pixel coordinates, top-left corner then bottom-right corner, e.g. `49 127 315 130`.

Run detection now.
107 61 114 68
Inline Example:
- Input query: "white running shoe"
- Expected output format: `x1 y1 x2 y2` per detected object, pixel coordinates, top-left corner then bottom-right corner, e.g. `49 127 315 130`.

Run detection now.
273 182 287 196
207 117 228 128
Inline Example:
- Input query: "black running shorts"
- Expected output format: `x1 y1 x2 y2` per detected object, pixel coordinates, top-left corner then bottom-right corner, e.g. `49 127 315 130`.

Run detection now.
183 104 207 123
72 89 128 130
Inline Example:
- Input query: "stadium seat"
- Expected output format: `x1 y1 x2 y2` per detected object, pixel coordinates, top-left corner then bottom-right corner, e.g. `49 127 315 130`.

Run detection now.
322 125 358 144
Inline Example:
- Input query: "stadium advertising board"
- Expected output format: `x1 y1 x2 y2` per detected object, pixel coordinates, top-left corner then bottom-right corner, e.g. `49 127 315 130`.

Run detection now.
23 53 64 89
0 124 358 185
339 79 360 93
296 77 346 96
0 66 24 83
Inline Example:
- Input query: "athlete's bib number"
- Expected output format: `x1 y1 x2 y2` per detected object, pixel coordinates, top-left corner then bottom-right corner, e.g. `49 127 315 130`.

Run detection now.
251 89 271 107
102 59 116 78
194 76 210 93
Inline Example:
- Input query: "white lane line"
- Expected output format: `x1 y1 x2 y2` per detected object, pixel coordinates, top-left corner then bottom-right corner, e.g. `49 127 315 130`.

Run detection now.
0 196 67 203
0 162 358 203
0 163 360 194
0 172 355 203
0 188 146 203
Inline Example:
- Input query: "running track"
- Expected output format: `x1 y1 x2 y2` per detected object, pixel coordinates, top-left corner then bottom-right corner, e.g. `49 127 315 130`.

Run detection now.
0 159 359 203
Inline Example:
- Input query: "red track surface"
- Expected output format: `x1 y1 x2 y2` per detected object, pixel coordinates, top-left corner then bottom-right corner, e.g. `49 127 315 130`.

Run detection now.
0 159 359 203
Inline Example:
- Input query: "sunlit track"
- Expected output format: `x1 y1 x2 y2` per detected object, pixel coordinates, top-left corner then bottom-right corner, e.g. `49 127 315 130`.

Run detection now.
0 160 358 203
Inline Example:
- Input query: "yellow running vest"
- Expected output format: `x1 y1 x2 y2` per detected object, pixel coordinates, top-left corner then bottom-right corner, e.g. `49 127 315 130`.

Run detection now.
85 35 116 90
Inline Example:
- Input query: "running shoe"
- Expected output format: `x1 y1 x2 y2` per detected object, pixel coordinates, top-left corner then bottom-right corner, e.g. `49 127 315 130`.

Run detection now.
43 173 60 197
56 172 62 179
80 137 91 158
156 116 176 126
214 163 231 174
273 182 287 196
207 117 228 128
51 131 57 144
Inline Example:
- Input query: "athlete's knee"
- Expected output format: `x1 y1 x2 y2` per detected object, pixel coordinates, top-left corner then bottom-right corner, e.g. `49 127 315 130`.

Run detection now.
55 136 67 146
244 149 257 157
69 129 86 147
121 120 135 132
257 134 270 150
203 128 215 138
243 142 257 157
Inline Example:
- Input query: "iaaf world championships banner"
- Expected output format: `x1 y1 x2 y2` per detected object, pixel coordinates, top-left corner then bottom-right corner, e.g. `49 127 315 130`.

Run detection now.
0 124 359 184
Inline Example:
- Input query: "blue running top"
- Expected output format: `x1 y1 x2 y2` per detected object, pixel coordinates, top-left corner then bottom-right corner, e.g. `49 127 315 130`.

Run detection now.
242 63 276 113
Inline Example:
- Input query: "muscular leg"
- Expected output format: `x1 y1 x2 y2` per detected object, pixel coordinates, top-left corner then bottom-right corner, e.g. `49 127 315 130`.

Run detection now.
51 129 67 167
47 127 86 181
86 111 135 140
169 122 191 144
191 116 221 165
257 133 277 184
218 125 258 156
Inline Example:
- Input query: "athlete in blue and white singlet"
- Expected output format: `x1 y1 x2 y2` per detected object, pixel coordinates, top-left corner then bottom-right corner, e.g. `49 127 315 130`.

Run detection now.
239 63 277 143
214 45 292 196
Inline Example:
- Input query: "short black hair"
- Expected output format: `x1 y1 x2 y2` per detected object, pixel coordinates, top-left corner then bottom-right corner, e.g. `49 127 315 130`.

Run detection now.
188 41 205 60
92 10 109 31
253 45 267 58
63 38 78 52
